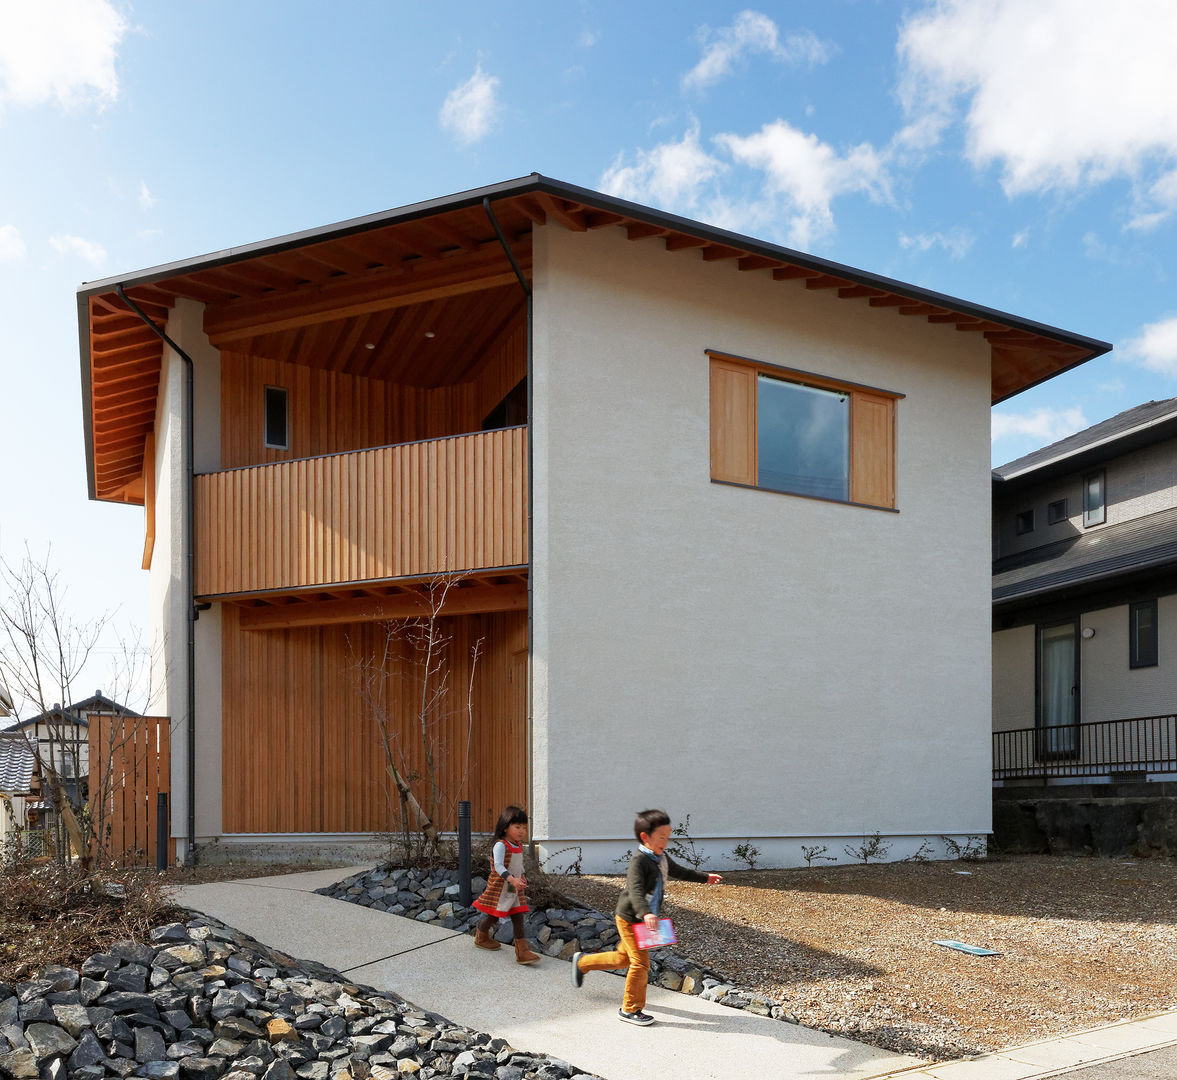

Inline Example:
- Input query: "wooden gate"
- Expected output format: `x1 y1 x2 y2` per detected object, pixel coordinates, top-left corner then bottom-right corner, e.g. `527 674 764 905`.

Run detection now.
89 715 175 866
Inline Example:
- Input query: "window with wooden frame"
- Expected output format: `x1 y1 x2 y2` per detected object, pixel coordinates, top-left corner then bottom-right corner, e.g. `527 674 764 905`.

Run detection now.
708 350 901 509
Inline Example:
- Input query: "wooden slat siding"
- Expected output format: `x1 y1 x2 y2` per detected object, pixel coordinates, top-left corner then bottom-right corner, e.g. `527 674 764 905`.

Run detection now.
709 358 757 485
850 392 896 508
220 606 526 835
219 326 524 472
194 427 528 596
88 716 174 866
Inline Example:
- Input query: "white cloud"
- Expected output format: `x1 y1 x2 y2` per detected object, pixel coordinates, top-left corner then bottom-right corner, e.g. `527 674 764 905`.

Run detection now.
898 0 1177 223
683 11 832 92
899 227 975 259
716 120 890 248
1011 230 1029 249
50 233 107 266
600 123 725 211
138 181 156 210
0 224 26 261
1097 379 1125 394
1119 316 1177 377
439 65 501 145
992 407 1087 445
0 0 127 112
602 118 890 249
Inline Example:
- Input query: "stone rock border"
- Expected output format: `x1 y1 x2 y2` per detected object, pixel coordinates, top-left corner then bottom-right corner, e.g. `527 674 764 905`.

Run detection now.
315 866 795 1022
0 913 599 1080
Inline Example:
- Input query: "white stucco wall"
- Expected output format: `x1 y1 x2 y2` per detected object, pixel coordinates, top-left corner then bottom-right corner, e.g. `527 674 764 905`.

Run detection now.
530 224 994 870
150 299 223 853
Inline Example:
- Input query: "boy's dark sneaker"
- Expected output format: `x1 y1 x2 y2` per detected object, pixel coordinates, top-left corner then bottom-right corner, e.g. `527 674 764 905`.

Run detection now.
571 951 584 988
618 1008 655 1026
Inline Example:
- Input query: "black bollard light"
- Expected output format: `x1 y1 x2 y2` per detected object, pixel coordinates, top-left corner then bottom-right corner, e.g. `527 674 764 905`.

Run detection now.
458 800 472 906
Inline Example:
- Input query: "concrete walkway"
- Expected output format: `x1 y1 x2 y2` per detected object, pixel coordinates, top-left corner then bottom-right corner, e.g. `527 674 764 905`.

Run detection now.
174 867 1177 1080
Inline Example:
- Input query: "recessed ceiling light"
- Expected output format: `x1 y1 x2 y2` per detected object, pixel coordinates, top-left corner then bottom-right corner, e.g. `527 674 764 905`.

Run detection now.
364 343 375 350
424 331 435 339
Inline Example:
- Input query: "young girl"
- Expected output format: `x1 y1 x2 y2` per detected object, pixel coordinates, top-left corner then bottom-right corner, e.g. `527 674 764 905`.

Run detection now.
472 804 540 964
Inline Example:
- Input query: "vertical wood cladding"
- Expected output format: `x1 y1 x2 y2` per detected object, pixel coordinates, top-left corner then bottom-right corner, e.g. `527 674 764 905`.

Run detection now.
194 427 528 595
218 321 525 469
221 606 527 835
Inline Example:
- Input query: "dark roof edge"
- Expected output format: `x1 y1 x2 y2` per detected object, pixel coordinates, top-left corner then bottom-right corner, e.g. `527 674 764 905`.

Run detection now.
994 549 1177 607
76 172 1112 364
997 410 1177 487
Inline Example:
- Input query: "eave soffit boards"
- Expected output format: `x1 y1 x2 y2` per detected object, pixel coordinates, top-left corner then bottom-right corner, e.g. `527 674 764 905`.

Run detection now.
79 175 1112 504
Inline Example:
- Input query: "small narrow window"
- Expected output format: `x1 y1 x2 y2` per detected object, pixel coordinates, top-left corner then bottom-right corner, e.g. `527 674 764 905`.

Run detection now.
1083 469 1105 526
1130 599 1158 668
264 386 289 450
1015 509 1034 535
1047 499 1067 525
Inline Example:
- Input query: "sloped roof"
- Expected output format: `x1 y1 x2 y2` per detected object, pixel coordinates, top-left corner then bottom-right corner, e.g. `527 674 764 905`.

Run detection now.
995 398 1177 490
79 173 1111 504
0 734 35 795
12 692 138 731
993 504 1177 606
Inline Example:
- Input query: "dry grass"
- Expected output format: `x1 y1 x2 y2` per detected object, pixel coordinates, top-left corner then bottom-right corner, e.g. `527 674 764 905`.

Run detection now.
0 860 350 985
0 864 185 984
561 854 1177 1061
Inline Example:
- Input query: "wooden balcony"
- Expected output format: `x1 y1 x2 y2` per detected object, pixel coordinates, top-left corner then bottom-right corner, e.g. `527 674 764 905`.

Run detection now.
194 426 527 598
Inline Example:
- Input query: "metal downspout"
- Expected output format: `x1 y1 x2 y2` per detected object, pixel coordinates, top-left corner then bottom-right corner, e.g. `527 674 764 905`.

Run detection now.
483 197 535 845
116 285 197 865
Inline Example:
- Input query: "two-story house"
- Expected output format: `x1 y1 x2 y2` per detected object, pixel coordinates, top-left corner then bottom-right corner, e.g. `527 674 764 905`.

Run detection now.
992 401 1177 851
76 174 1109 869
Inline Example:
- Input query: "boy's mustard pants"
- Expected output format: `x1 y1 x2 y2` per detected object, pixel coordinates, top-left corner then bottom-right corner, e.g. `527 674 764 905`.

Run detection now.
574 915 651 1012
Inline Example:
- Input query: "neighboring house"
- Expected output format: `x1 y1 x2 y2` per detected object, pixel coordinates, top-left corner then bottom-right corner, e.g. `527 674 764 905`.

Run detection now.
1 686 12 719
2 692 134 831
76 174 1109 870
992 400 1177 787
0 730 36 844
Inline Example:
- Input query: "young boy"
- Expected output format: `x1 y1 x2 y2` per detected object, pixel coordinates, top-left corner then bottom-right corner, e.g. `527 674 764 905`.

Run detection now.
571 809 722 1026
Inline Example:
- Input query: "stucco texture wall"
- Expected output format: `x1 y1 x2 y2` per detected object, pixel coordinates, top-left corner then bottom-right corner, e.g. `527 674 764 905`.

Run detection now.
530 224 994 853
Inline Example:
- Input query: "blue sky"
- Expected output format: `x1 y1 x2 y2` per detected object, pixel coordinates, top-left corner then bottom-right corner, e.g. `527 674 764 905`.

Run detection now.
1 0 1176 697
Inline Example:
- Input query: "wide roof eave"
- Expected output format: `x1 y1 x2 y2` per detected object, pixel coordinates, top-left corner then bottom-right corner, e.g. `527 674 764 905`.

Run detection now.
76 172 1111 365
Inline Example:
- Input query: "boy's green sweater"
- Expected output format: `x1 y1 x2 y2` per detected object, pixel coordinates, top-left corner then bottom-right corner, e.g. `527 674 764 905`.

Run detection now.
615 849 709 923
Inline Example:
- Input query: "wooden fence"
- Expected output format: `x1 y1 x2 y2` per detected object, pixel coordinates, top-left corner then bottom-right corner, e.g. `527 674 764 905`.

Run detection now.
89 715 174 867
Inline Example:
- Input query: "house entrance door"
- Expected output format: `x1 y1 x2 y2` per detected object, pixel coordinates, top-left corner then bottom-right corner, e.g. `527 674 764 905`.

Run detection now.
1037 620 1079 758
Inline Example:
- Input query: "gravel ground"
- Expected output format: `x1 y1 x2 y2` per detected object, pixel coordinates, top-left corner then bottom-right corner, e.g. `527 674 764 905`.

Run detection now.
560 854 1177 1061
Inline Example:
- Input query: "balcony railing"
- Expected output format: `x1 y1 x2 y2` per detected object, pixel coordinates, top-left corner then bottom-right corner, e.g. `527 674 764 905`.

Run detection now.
993 714 1177 781
194 426 527 597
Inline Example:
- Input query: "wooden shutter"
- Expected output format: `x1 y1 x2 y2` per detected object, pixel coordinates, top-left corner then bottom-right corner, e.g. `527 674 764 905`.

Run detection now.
710 358 756 485
850 391 895 508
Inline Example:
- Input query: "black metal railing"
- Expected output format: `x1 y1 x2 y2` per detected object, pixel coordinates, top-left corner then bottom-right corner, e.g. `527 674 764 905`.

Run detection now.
994 713 1177 780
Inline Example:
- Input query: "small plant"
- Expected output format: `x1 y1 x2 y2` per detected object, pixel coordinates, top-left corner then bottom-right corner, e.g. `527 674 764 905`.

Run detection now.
540 844 584 876
727 840 761 870
903 839 936 863
843 831 892 864
669 814 706 871
613 848 635 868
941 835 987 861
800 843 835 867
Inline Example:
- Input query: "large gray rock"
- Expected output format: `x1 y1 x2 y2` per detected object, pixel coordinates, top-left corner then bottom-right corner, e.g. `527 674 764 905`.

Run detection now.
23 1022 78 1061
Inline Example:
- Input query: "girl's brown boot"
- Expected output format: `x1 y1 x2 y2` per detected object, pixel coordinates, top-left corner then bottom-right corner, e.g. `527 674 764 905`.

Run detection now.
474 924 501 950
514 938 540 964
